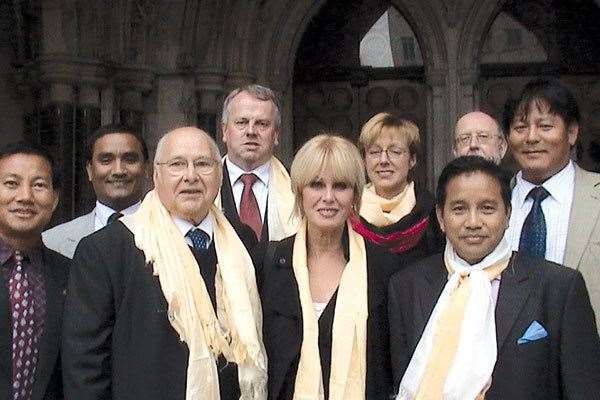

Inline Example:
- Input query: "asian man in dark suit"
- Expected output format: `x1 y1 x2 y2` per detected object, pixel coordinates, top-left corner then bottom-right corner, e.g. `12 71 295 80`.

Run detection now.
389 156 600 400
0 142 69 400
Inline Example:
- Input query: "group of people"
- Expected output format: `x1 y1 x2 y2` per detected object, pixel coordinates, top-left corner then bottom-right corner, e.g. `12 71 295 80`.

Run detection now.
0 78 598 400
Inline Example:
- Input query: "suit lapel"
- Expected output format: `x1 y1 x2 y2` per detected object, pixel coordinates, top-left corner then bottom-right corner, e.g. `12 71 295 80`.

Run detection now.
0 267 10 387
417 257 446 336
31 249 67 400
564 166 600 268
495 253 535 352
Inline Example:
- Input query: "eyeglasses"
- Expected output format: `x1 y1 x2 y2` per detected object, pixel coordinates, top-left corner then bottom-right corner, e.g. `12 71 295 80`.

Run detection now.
455 132 500 147
155 157 217 175
365 147 409 160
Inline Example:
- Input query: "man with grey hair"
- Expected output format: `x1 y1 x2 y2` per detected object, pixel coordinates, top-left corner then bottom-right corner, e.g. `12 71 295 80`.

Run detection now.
453 111 507 164
218 84 297 249
62 127 267 400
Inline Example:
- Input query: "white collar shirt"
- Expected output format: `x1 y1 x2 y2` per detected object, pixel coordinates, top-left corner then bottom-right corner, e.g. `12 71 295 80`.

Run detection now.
172 214 215 248
505 160 575 264
94 200 141 231
225 156 271 220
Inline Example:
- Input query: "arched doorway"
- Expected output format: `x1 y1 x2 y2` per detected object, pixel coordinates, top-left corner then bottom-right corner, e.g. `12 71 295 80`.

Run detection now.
292 1 430 187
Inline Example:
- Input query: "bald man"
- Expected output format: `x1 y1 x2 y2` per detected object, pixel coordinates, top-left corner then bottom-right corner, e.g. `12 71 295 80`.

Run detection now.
453 111 507 164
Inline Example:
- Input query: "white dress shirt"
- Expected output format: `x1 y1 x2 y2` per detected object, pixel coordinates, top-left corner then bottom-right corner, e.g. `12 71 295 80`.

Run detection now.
172 214 215 247
225 156 271 221
505 161 575 264
94 201 141 231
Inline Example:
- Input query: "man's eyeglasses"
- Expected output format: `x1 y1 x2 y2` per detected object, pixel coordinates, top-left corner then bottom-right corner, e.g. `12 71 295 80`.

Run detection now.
365 147 409 160
155 157 217 175
455 132 500 147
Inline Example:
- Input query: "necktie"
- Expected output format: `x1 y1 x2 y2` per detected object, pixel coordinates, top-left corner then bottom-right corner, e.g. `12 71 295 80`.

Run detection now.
187 228 210 251
518 186 550 259
9 250 39 400
239 173 262 240
107 212 123 225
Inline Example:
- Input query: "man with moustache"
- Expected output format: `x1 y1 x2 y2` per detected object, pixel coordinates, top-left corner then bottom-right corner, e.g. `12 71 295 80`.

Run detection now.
0 142 69 400
43 124 149 258
503 79 600 330
62 127 266 400
218 85 297 249
389 156 600 400
453 111 507 164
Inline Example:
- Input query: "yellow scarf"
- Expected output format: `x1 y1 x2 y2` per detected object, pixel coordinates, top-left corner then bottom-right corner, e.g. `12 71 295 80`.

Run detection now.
397 240 512 400
121 191 267 400
292 220 368 400
215 156 299 241
359 182 416 227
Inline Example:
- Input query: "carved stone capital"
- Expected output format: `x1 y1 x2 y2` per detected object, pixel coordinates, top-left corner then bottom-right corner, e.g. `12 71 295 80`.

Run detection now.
114 65 155 93
31 56 109 88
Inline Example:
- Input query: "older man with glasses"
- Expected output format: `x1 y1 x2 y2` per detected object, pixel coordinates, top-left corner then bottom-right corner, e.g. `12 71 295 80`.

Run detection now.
62 127 267 400
453 111 507 164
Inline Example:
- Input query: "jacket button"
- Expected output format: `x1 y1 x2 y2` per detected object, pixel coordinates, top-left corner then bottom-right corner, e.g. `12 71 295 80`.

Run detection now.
278 257 286 265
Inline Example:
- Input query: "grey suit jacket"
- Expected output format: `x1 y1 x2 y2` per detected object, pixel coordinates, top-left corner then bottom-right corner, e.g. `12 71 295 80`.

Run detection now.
42 209 96 259
565 165 600 329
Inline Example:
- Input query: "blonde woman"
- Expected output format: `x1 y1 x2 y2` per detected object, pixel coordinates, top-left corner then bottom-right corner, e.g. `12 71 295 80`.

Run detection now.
351 113 443 262
256 134 402 400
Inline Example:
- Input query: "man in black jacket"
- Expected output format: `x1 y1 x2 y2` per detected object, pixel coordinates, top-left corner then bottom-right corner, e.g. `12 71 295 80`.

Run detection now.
0 142 69 400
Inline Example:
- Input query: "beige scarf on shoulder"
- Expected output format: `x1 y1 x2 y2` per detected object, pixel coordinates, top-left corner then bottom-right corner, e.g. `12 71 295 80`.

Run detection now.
215 156 299 240
359 182 416 227
396 239 511 400
121 190 267 400
292 220 368 400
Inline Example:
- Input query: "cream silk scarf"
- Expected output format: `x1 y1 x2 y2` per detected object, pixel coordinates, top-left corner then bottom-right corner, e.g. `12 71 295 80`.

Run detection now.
215 156 299 240
292 220 368 400
359 182 416 227
396 239 512 400
121 190 267 400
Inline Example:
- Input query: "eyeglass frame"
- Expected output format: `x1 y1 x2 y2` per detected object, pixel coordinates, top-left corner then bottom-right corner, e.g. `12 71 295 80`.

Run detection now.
365 146 411 160
454 131 503 147
155 156 219 175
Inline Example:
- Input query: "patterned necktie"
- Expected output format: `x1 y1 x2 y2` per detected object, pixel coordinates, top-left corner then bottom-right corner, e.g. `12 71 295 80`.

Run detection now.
518 186 550 259
187 228 210 251
9 250 39 400
107 212 124 225
239 173 262 240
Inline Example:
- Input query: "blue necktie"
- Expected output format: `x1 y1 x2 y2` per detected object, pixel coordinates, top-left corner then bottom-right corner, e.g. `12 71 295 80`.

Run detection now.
518 186 550 259
186 228 210 251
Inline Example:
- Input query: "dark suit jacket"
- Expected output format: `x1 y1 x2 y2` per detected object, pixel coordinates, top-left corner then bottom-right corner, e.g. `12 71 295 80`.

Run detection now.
0 245 69 400
389 252 600 400
62 222 239 400
220 164 266 250
258 235 404 400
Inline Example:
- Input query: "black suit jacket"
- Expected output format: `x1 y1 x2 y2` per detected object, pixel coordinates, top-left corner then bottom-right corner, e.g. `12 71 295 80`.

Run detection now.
220 163 267 250
258 235 404 400
389 252 600 400
0 245 69 400
62 222 239 400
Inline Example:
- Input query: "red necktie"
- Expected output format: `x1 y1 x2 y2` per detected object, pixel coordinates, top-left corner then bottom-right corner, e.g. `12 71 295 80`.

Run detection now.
239 173 262 240
9 250 39 400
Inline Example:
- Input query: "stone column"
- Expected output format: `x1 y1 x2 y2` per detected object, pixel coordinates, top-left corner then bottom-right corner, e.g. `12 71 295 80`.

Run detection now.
425 68 450 191
115 67 154 134
196 70 225 143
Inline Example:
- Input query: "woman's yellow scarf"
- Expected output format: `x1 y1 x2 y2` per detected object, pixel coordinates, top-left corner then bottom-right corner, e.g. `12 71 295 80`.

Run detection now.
292 220 368 400
121 190 267 400
359 182 416 227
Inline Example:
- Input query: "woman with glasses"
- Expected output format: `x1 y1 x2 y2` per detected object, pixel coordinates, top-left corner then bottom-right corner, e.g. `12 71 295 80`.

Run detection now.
257 134 401 400
350 113 443 262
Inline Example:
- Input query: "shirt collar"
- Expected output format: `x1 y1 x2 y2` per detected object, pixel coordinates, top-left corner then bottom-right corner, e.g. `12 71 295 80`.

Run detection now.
514 160 575 207
0 236 42 267
225 156 271 186
171 213 214 242
95 200 142 226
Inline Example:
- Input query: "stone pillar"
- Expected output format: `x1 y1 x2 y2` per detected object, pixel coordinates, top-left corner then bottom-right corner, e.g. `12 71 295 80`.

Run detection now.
115 67 154 134
196 70 225 143
425 68 450 191
40 82 76 221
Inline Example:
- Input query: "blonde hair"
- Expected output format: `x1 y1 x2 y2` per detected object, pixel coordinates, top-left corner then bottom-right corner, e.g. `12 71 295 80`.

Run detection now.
290 134 366 217
358 112 421 160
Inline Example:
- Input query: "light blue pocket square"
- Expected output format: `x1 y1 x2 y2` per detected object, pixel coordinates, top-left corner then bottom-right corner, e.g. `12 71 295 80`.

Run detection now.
517 320 548 345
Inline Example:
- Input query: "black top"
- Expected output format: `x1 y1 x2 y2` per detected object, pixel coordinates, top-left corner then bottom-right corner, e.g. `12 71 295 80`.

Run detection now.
255 232 404 400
